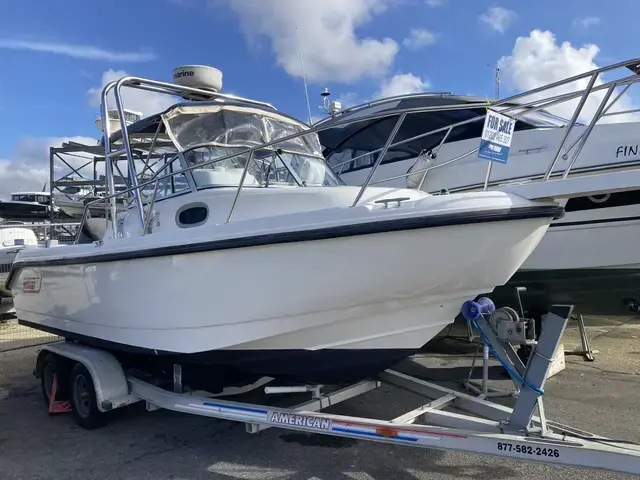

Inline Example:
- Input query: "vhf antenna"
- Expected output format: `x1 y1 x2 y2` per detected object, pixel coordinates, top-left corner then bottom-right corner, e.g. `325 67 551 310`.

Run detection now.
295 27 313 126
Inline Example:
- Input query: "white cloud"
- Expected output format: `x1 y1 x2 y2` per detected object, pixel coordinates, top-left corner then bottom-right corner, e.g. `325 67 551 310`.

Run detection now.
0 136 99 199
425 0 445 6
498 29 640 124
0 39 156 62
222 0 399 84
0 70 179 199
479 7 516 34
572 16 600 29
375 73 431 99
87 69 177 117
402 28 437 50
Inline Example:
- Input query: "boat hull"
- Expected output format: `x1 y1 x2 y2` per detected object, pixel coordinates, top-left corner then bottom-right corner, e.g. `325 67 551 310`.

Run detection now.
489 268 640 318
490 213 640 316
0 203 51 221
56 199 115 219
13 216 551 382
55 201 86 219
9 188 559 384
21 331 422 387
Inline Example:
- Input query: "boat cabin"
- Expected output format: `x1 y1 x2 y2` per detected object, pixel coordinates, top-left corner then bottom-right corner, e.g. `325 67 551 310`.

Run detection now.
315 94 574 177
8 192 51 205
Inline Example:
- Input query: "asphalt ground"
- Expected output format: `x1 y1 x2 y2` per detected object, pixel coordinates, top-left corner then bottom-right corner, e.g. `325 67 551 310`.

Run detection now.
0 316 638 480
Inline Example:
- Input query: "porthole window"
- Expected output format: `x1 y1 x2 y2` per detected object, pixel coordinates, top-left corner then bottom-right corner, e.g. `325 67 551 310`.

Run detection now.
176 202 209 228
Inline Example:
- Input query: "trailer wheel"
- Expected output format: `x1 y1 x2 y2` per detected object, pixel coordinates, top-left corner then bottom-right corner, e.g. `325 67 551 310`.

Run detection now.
40 353 69 408
69 363 109 429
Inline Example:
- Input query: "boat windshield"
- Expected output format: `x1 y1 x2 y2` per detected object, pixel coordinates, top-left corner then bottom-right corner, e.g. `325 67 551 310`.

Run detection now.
183 146 343 188
161 104 343 188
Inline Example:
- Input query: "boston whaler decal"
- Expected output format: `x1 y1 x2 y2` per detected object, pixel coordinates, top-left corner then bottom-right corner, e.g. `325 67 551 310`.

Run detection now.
269 411 332 431
22 275 42 294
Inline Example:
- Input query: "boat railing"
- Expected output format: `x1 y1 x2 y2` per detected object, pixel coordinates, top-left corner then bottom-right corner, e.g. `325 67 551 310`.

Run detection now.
328 58 640 193
79 57 640 241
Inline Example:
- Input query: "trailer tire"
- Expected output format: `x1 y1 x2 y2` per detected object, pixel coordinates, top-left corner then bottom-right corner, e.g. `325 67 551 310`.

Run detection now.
69 363 109 429
40 353 69 408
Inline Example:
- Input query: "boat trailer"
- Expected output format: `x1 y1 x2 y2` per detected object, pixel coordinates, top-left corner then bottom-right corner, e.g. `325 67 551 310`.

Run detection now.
35 302 640 476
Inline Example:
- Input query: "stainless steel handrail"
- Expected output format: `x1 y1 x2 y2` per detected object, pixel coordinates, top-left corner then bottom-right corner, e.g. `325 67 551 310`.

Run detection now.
328 68 640 192
326 73 638 176
80 58 640 243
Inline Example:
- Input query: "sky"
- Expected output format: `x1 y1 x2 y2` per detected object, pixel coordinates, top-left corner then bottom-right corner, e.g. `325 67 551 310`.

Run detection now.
0 0 638 196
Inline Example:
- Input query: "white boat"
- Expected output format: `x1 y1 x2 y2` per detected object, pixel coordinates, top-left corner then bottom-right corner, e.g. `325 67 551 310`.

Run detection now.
52 186 92 219
318 58 640 318
54 184 123 219
0 226 38 284
6 65 561 390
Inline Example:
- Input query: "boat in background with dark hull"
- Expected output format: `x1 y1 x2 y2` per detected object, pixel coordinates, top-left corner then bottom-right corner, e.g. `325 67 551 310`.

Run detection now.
0 192 58 221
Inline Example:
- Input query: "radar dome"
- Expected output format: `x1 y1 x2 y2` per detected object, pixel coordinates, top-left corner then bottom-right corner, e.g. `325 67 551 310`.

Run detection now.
172 65 223 92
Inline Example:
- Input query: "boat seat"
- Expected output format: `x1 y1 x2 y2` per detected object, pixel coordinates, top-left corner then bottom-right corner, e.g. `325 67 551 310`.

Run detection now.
76 218 108 244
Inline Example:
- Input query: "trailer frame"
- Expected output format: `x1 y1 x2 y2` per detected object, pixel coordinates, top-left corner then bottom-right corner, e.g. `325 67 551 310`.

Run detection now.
34 304 640 476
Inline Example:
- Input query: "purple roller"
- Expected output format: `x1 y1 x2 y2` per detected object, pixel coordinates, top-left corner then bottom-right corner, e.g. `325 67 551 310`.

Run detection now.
461 297 495 321
461 300 482 321
476 297 495 314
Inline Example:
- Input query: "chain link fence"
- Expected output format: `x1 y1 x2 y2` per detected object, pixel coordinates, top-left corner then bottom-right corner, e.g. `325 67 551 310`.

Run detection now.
0 321 62 353
0 222 78 353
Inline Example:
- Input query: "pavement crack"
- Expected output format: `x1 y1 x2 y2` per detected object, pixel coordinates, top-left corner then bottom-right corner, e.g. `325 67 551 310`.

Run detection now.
568 361 639 377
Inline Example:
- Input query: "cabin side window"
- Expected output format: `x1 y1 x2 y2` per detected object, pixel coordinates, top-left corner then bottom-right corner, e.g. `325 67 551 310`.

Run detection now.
13 194 37 202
